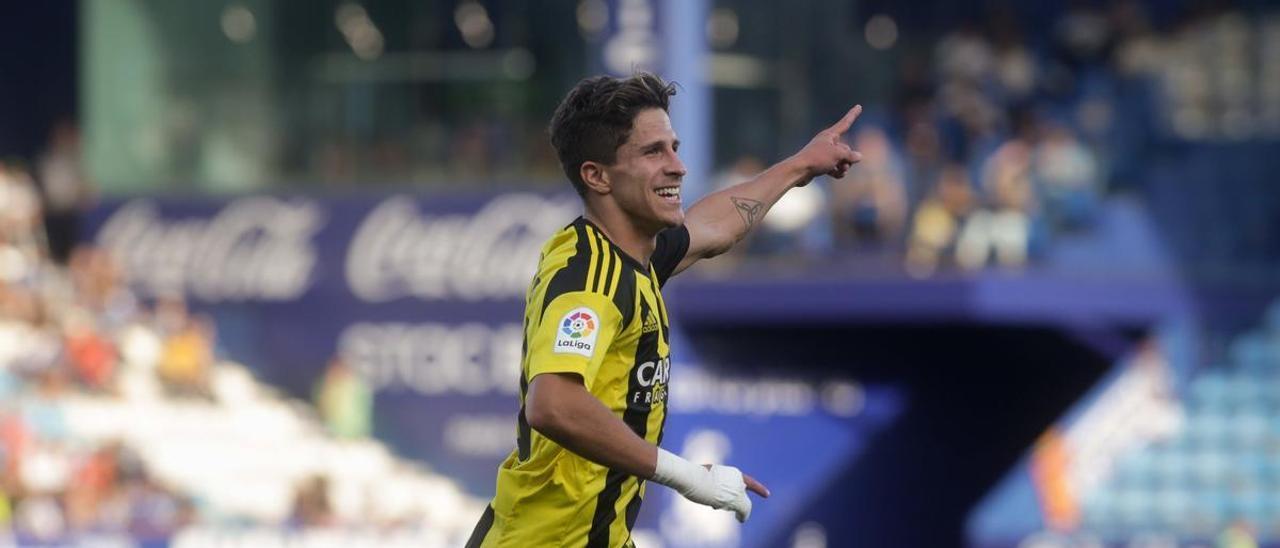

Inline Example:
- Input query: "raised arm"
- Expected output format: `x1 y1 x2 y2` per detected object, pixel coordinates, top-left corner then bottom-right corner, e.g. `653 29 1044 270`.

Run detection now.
674 105 864 275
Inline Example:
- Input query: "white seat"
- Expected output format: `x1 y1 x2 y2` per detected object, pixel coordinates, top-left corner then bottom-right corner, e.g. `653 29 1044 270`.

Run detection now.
47 363 483 532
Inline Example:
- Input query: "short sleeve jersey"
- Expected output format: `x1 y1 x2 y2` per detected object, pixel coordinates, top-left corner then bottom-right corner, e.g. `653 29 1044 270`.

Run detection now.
468 217 690 548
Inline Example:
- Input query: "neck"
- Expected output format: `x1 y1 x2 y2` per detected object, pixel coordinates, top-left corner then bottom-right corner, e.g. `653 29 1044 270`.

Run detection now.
583 204 657 268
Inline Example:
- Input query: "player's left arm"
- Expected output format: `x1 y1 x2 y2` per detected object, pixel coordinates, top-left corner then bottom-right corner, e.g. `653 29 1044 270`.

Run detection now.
672 105 864 276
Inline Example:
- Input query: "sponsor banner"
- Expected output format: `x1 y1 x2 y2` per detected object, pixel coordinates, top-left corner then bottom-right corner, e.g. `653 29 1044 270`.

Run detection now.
90 193 577 304
85 192 904 547
85 192 576 493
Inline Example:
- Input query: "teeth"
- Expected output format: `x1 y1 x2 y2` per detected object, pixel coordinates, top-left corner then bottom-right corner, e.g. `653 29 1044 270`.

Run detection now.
656 187 680 198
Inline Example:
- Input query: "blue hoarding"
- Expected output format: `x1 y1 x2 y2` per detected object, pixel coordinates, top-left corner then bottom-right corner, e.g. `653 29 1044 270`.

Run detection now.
84 191 903 547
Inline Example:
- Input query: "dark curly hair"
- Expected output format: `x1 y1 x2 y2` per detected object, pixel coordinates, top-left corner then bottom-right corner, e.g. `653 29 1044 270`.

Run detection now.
549 72 678 196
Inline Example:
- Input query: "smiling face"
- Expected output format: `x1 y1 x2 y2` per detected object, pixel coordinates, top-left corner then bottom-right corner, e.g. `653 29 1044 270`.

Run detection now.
599 108 686 235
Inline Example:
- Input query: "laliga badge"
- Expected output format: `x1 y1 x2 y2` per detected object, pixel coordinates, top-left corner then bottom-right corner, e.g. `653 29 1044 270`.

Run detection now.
554 307 599 357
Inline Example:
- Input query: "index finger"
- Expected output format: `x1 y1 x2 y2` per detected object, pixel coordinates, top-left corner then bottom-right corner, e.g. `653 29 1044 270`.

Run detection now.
743 473 770 498
827 104 863 135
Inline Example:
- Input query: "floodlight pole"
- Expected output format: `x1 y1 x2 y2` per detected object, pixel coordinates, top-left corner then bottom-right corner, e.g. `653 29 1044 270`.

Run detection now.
660 0 711 203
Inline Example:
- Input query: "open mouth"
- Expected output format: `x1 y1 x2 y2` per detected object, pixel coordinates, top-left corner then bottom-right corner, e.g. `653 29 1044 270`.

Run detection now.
655 185 681 203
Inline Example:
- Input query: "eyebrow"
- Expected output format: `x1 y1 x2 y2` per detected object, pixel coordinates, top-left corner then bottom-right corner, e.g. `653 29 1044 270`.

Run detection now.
640 139 679 152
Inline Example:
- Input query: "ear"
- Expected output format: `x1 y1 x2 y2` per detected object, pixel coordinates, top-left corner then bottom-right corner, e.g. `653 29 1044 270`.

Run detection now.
579 161 611 195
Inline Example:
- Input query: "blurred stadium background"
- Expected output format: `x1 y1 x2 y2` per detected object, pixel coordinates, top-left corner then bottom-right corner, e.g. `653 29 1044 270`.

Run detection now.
1 0 1279 546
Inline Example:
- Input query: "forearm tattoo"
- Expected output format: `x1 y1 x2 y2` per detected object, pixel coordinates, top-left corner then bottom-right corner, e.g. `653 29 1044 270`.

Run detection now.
730 196 764 230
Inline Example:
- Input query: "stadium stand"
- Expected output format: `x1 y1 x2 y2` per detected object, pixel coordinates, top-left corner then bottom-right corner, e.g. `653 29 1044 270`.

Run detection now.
0 162 484 546
4 3 1279 546
1075 301 1280 543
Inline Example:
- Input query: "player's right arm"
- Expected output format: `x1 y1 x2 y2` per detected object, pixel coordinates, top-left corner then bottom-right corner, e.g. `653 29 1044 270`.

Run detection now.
525 371 657 478
526 372 768 522
525 289 768 521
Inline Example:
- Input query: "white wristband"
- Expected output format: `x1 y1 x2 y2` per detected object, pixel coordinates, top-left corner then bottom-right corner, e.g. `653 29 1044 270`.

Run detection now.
650 448 753 522
652 448 704 490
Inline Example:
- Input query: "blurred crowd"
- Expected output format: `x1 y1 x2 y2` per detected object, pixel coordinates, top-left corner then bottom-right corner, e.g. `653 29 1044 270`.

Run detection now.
0 151 218 540
725 2 1277 276
0 146 374 540
76 1 1277 271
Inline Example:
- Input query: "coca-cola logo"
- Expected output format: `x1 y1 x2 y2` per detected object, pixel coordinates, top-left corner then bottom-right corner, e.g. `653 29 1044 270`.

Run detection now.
96 198 322 301
345 194 576 302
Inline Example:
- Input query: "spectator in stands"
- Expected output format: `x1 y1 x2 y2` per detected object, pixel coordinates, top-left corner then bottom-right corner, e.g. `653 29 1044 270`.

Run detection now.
830 127 908 250
1218 519 1259 548
68 245 138 330
1053 3 1113 72
934 24 993 85
450 121 496 180
0 124 282 541
315 139 355 183
63 441 119 531
289 475 336 528
157 311 215 399
22 368 69 445
906 164 975 277
1110 1 1160 78
709 155 767 196
10 371 72 542
62 309 118 393
315 356 372 439
104 443 151 531
900 119 944 205
990 12 1038 103
957 138 1039 270
0 162 46 286
36 121 93 265
152 293 189 338
0 481 9 529
893 56 943 203
0 408 30 514
0 162 42 235
0 287 61 378
1034 121 1101 230
127 475 189 540
932 24 1005 164
13 490 65 542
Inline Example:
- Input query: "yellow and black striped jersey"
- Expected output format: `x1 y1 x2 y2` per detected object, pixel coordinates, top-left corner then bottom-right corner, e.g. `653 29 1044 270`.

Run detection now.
468 217 690 548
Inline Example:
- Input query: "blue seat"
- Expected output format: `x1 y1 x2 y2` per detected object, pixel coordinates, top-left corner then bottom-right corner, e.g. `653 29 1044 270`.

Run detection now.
1233 486 1268 527
1120 450 1163 490
1187 450 1231 489
1186 412 1230 448
1198 489 1238 529
1231 332 1279 374
1258 453 1280 484
1152 488 1194 529
1226 408 1271 450
1259 493 1280 532
1112 487 1156 527
1265 300 1280 334
1153 450 1192 486
1080 488 1117 529
1190 371 1235 410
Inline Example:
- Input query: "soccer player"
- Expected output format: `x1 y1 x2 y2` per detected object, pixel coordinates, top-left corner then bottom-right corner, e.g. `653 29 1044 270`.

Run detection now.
467 72 861 547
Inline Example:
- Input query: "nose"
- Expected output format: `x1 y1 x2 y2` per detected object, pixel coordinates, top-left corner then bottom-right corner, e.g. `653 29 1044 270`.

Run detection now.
667 151 687 179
